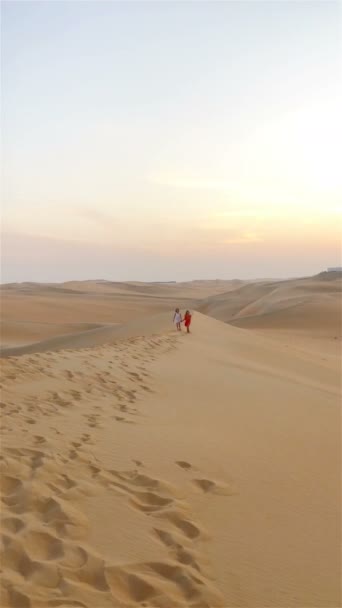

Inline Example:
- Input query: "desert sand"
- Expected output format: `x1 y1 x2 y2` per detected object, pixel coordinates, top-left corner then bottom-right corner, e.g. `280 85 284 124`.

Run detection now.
0 273 341 607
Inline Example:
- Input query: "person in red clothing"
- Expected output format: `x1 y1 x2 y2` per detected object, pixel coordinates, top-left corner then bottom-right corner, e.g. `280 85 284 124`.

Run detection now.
183 310 192 333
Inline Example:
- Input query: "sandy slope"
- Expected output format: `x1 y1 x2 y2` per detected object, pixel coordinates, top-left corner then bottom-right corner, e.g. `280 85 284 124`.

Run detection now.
0 311 340 607
198 273 341 325
0 280 236 350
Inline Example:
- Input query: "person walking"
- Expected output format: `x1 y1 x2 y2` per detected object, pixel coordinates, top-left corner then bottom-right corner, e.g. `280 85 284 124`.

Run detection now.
173 308 182 331
183 310 192 334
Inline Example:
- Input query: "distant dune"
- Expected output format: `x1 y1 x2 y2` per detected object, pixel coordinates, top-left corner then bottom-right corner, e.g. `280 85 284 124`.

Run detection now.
198 274 341 331
0 279 241 352
0 313 175 357
0 274 341 607
1 274 341 357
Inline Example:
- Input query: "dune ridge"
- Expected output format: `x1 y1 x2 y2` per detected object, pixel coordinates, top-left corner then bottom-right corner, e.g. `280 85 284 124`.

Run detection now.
197 273 341 324
2 273 340 355
0 279 239 353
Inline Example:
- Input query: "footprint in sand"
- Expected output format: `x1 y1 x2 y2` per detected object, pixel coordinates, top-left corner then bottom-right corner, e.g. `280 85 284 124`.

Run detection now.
81 433 92 445
2 516 25 534
154 527 202 572
192 478 234 496
34 435 47 445
140 384 152 393
70 390 82 401
159 511 204 540
132 459 143 467
128 371 141 380
175 461 192 470
114 415 135 424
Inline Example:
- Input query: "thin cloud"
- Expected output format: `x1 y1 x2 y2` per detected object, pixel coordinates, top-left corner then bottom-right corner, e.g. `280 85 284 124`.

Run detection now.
193 224 264 245
74 207 118 227
221 232 264 245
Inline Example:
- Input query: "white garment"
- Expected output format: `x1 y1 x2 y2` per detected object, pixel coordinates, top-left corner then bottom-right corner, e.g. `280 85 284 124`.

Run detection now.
174 312 181 324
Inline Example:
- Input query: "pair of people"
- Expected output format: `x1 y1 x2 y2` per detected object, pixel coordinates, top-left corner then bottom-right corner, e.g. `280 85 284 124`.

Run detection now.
173 308 192 333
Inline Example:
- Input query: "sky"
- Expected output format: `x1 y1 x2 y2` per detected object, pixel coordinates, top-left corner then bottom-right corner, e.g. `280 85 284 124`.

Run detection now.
1 0 341 282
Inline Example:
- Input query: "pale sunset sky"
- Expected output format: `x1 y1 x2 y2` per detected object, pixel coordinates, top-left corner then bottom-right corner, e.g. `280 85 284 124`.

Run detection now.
2 0 341 282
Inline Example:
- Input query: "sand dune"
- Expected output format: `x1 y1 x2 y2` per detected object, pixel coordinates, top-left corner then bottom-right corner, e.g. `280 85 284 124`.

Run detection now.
0 313 175 358
230 296 341 331
0 280 237 351
198 272 342 325
198 273 342 361
5 274 340 355
0 320 104 351
0 276 341 607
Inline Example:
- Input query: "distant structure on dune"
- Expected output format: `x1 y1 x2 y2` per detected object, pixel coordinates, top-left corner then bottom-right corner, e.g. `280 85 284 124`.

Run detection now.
315 269 342 281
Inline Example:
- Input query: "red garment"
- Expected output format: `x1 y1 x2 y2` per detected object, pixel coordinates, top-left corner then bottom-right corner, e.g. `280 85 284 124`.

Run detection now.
184 313 192 327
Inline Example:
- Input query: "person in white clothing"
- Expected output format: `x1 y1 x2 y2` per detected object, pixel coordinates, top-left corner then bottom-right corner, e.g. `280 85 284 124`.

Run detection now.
173 308 182 331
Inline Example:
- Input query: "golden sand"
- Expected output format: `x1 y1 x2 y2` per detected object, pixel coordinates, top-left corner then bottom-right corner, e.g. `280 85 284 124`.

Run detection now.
1 275 340 607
